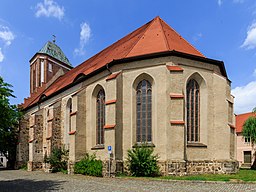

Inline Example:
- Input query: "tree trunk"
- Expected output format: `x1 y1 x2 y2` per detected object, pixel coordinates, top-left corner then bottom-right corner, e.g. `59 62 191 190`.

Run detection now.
251 145 256 170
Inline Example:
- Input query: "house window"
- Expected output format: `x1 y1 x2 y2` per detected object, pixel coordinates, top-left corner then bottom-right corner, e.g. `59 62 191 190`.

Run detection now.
96 89 105 145
136 80 152 143
48 63 52 72
40 60 44 83
228 101 233 123
64 98 72 149
245 137 251 143
186 79 200 142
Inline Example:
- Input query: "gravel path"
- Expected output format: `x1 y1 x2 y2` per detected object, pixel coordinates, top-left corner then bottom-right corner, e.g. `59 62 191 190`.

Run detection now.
0 170 256 192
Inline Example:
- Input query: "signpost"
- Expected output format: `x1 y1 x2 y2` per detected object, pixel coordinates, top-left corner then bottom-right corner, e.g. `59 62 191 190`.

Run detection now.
108 146 112 177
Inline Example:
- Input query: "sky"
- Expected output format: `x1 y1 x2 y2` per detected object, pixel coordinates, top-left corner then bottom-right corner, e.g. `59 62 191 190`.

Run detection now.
0 0 256 114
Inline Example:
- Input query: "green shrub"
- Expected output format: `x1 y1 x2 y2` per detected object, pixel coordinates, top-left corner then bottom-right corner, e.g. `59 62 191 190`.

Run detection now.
45 147 68 173
74 153 102 177
19 163 27 170
127 144 160 177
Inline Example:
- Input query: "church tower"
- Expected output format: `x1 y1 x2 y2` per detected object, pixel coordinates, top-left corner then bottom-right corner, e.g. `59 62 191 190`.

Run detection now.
29 40 72 94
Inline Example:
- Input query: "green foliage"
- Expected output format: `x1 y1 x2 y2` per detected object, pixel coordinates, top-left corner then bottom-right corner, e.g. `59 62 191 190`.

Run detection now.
161 169 256 182
242 116 256 145
0 76 22 168
74 153 102 177
19 163 27 170
45 147 68 173
127 145 160 177
253 107 256 114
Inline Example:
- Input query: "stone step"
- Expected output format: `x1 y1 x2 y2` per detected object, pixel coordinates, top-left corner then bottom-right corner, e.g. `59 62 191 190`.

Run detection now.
240 163 251 169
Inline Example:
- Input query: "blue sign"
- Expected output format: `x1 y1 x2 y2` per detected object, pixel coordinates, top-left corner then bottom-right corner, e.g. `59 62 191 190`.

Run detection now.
108 146 112 151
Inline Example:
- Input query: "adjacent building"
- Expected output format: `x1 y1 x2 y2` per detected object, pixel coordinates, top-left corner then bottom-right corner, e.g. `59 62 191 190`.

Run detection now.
236 112 255 168
16 16 237 175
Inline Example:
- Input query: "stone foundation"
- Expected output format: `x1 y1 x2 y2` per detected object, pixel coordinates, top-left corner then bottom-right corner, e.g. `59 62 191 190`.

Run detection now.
166 160 186 176
15 161 27 169
163 160 238 176
42 162 52 173
27 161 43 171
24 159 239 176
102 160 123 177
68 161 75 175
122 160 238 176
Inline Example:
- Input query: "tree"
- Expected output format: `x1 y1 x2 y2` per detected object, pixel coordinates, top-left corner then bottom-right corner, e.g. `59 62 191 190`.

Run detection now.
0 76 21 168
242 108 256 169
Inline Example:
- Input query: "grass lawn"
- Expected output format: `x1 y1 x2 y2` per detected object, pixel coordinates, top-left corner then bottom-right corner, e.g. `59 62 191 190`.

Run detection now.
159 169 256 182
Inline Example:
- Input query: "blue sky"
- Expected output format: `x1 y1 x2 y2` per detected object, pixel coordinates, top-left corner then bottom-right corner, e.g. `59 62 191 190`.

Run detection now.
0 0 256 114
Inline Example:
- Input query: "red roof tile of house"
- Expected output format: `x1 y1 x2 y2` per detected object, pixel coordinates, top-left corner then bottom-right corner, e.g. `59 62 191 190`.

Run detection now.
236 112 256 133
21 16 205 109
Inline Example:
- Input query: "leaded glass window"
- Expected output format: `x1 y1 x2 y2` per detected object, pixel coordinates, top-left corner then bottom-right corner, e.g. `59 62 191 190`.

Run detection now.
69 99 72 132
96 89 105 145
186 79 200 142
136 80 152 143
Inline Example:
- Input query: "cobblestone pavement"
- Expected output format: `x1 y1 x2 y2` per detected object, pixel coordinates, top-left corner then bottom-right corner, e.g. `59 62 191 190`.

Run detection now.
0 170 256 192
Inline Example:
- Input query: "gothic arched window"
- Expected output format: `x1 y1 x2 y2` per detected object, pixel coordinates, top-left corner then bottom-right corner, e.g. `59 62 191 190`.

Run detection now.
96 89 105 145
186 79 200 142
136 80 152 143
68 99 72 132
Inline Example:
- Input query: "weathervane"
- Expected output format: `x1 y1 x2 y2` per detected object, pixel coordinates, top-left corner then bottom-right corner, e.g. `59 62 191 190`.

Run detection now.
52 35 56 43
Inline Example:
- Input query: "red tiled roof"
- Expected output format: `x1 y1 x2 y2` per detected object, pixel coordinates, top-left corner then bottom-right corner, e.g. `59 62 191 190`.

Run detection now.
21 16 205 109
236 112 255 133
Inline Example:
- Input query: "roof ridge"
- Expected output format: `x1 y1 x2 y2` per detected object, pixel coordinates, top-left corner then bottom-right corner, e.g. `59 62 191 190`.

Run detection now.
158 17 170 50
160 18 205 57
236 112 255 116
123 18 156 59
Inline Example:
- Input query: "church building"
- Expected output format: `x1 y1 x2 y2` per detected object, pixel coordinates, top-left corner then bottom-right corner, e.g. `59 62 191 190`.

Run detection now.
16 16 237 175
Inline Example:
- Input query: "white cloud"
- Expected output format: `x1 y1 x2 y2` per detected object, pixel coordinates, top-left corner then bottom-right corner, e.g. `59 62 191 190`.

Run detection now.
35 0 64 20
0 48 4 62
232 81 256 114
0 25 15 46
241 22 256 49
74 22 91 56
217 0 223 6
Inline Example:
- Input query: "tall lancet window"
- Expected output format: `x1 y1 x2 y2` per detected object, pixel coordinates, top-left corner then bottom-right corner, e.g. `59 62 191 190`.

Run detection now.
40 60 44 84
136 80 152 143
69 100 72 132
186 79 200 142
96 89 105 145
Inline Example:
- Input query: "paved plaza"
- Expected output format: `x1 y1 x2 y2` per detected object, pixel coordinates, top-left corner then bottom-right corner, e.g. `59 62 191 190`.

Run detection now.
0 170 256 192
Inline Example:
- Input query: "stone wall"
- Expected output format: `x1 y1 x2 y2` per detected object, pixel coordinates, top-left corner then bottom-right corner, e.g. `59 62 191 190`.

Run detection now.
52 103 62 149
33 114 44 162
102 159 238 177
16 117 29 168
27 161 43 171
102 159 123 177
164 160 238 176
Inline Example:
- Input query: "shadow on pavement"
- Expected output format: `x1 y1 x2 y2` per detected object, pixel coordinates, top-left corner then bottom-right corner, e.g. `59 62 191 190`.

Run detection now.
0 178 65 192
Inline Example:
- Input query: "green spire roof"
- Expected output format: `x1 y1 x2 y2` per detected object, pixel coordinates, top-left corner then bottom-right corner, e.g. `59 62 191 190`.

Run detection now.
38 41 71 66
